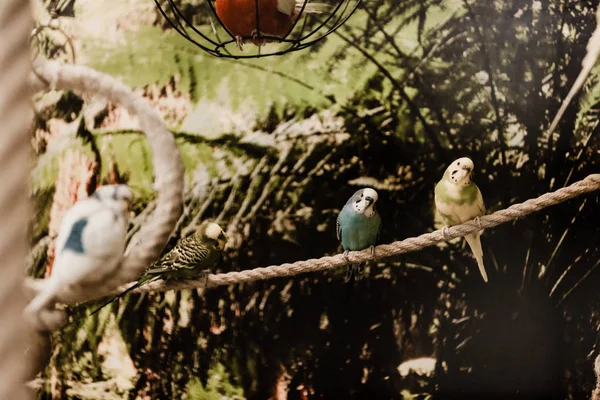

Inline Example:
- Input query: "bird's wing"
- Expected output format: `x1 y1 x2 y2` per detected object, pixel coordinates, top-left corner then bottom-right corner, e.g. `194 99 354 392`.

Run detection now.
294 1 329 14
475 184 486 215
434 182 460 225
277 0 296 15
62 218 89 254
82 209 128 259
54 199 98 257
336 214 342 242
146 246 185 274
148 236 211 274
375 213 382 243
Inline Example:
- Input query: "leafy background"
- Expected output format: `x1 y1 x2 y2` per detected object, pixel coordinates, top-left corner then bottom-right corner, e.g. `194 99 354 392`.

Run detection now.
30 0 600 398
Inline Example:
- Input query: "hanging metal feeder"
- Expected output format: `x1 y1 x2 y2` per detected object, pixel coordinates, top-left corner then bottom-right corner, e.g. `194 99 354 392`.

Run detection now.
154 0 362 58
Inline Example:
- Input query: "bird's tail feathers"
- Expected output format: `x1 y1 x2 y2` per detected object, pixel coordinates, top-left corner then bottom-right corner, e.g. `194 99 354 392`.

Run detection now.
295 2 330 14
85 281 144 319
24 278 60 320
344 263 365 283
63 275 161 329
464 233 488 283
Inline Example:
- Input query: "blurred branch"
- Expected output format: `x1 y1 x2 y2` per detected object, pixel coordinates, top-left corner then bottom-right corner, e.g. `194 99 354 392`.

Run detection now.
555 252 600 306
547 5 600 137
463 0 507 165
333 28 445 156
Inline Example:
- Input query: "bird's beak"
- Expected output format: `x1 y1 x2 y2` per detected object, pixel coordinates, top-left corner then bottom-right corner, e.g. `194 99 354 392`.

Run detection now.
461 166 472 173
365 196 374 206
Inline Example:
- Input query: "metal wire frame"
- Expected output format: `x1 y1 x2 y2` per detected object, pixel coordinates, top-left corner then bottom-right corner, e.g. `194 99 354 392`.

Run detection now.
154 0 362 59
29 22 76 85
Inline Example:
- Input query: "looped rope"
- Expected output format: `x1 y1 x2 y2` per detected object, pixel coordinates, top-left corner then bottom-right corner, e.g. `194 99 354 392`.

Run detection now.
29 22 76 87
29 3 77 89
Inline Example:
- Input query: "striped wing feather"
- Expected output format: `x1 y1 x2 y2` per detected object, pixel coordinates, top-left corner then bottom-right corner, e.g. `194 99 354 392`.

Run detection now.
147 236 211 274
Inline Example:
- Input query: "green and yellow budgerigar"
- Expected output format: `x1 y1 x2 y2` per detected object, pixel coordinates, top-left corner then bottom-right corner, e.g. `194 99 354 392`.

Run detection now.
88 220 228 315
434 157 488 283
139 220 228 284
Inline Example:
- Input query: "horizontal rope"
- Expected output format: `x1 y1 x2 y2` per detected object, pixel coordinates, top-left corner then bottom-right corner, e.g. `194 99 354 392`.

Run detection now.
127 173 600 294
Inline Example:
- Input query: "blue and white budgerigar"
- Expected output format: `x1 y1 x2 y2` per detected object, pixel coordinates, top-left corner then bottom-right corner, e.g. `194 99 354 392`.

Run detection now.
336 188 382 282
434 157 488 283
87 220 228 316
24 184 133 329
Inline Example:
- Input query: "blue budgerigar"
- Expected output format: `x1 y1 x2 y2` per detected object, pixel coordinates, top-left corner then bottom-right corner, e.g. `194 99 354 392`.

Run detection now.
336 188 382 282
24 184 133 330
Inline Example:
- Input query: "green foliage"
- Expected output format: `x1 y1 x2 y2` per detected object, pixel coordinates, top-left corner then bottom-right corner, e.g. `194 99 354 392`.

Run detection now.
33 0 600 398
83 24 366 118
575 63 600 135
186 363 246 400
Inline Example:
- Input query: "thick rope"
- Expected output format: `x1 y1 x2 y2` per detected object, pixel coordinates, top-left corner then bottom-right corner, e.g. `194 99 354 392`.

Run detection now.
0 0 37 398
26 60 185 305
592 353 600 400
127 173 600 294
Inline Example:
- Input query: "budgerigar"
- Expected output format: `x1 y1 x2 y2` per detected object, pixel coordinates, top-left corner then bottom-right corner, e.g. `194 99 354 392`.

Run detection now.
88 220 228 315
24 184 133 330
434 157 488 283
336 188 382 282
215 0 329 49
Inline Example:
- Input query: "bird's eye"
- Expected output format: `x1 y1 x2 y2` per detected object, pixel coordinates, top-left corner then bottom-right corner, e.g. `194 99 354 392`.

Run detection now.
457 161 461 166
360 193 364 198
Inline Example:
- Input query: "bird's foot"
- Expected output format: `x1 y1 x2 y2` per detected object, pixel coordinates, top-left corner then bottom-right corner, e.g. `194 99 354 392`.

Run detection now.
369 245 375 259
343 251 352 283
235 35 244 51
250 29 274 46
343 250 350 263
441 226 450 241
199 269 210 288
474 216 484 234
250 28 266 39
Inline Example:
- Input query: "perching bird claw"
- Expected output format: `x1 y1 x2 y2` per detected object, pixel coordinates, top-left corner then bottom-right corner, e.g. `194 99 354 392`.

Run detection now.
235 35 244 51
343 250 350 263
342 251 353 282
250 28 262 39
199 269 210 288
441 226 450 241
473 216 484 234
